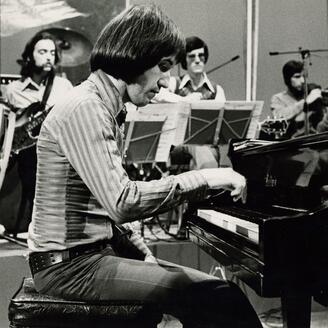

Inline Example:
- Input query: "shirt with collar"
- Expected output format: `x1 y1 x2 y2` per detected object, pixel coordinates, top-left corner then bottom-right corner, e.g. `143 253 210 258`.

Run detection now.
28 69 208 252
4 75 73 111
153 73 226 103
179 73 215 92
174 73 226 101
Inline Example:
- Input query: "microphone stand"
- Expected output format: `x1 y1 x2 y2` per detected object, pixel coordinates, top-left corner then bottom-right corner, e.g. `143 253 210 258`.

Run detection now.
269 47 328 136
302 50 310 135
207 55 240 75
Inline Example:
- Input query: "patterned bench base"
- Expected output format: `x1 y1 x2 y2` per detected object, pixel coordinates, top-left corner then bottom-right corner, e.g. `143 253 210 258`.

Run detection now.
9 278 162 328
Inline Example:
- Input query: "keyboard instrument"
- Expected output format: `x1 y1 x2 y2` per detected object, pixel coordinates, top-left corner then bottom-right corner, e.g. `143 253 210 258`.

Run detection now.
186 132 328 328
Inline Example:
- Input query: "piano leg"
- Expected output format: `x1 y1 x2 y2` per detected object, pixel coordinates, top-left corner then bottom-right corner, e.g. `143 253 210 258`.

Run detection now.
281 293 312 328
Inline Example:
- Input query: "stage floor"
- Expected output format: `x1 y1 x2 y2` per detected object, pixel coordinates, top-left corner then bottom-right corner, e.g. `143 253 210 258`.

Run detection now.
1 225 327 328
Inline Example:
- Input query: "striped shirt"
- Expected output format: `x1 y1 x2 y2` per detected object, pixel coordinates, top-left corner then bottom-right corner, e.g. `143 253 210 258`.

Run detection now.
28 69 208 254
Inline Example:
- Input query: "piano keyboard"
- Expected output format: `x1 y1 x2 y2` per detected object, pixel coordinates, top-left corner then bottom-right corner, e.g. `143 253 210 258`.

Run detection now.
197 209 259 244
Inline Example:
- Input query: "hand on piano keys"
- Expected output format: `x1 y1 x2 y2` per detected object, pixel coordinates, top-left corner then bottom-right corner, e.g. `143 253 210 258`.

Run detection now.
200 167 247 203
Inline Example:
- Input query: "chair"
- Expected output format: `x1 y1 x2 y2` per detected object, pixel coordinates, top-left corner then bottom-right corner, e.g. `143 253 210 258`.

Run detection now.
9 277 163 328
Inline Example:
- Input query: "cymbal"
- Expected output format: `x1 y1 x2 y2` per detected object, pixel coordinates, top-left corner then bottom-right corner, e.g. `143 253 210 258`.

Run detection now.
41 27 93 67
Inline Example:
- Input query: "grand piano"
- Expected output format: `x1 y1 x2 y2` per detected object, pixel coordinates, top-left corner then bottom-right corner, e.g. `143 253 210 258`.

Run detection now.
186 132 328 328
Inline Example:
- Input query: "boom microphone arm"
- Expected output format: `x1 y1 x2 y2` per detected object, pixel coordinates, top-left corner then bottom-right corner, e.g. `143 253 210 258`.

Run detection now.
207 55 240 75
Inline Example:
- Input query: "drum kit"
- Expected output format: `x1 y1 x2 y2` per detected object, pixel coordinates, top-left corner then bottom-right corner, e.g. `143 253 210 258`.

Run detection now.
42 27 93 67
41 27 93 85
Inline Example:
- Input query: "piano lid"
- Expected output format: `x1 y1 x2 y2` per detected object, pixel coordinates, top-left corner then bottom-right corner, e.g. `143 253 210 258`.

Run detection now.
228 132 328 211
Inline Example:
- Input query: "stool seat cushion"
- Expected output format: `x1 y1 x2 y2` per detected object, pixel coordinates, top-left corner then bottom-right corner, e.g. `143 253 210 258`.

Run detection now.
9 277 162 328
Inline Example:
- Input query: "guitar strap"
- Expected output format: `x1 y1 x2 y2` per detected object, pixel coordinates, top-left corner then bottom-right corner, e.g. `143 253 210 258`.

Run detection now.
40 72 55 107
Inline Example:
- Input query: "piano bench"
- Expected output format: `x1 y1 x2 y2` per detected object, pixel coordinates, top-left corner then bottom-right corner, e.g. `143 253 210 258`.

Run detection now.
8 277 163 328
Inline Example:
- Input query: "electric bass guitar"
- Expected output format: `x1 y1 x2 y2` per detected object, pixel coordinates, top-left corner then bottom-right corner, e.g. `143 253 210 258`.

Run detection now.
1 100 53 154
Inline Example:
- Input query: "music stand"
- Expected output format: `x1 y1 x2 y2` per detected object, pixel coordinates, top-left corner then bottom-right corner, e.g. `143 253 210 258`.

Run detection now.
184 100 263 144
123 114 167 165
126 103 190 165
218 101 264 143
124 103 190 239
184 100 225 145
183 100 263 166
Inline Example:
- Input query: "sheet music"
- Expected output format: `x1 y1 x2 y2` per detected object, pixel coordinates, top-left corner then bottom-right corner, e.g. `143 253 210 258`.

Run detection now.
136 103 190 162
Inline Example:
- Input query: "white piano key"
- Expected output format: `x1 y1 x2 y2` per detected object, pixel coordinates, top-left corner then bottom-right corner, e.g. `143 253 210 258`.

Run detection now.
197 209 259 244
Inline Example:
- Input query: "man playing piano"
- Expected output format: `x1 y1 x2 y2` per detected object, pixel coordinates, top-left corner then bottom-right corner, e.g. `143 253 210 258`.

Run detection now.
27 5 263 328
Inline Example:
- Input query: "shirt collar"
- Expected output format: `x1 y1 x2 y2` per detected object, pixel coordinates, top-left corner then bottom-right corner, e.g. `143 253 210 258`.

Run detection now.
107 74 127 99
20 77 43 91
88 70 125 117
179 72 215 93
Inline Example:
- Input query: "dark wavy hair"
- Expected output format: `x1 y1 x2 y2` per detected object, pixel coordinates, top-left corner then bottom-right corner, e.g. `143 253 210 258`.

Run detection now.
282 60 304 88
18 32 60 78
90 4 185 84
180 36 209 70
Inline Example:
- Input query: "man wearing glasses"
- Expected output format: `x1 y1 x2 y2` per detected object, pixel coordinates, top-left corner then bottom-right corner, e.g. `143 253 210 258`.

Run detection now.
154 36 226 102
151 36 226 176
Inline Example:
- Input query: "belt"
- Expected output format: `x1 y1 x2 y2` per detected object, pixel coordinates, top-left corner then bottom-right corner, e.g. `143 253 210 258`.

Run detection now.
29 240 111 276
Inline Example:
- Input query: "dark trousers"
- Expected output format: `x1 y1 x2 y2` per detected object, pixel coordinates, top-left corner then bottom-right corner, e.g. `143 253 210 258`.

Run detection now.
33 248 262 328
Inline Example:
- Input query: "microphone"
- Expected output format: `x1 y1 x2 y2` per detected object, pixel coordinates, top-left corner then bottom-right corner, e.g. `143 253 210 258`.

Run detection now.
231 55 240 61
269 52 279 56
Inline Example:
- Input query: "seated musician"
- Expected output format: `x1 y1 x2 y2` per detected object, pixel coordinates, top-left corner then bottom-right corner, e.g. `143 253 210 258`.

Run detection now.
153 36 226 170
27 5 263 328
3 31 73 225
317 87 328 133
270 60 323 139
154 36 226 103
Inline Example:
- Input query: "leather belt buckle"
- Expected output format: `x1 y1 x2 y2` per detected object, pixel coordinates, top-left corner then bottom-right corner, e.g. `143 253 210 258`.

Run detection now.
29 240 110 276
29 250 69 276
51 251 66 264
